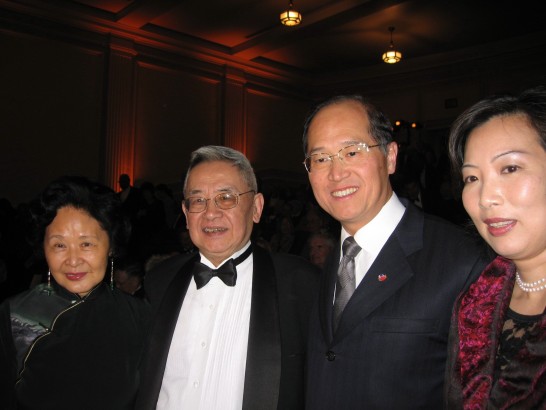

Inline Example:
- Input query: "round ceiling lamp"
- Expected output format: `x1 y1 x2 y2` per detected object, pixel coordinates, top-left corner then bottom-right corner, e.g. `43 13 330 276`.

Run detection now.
280 1 302 26
382 26 402 64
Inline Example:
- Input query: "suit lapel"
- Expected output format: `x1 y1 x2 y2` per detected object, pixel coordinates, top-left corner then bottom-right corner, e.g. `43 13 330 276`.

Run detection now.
242 245 281 410
332 239 414 343
330 203 425 344
138 256 195 409
319 247 340 343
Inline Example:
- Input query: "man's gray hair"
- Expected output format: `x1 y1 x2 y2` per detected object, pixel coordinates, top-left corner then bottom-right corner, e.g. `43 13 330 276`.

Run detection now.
183 145 258 195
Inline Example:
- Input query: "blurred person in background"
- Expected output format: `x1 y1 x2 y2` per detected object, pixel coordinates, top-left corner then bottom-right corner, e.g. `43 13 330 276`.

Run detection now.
307 231 335 270
114 256 146 298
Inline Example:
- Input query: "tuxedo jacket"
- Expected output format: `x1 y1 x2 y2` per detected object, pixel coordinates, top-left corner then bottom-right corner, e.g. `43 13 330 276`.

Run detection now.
135 244 320 410
306 201 491 409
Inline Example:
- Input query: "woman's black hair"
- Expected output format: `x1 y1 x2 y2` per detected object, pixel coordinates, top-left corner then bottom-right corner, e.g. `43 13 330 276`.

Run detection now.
448 86 546 190
29 175 130 257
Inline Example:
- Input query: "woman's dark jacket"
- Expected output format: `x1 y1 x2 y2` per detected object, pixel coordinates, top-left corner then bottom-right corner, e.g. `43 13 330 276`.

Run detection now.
0 282 149 410
445 256 546 409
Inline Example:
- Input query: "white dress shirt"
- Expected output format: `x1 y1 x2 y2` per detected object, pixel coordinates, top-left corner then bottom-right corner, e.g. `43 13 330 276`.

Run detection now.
340 193 406 288
157 242 253 410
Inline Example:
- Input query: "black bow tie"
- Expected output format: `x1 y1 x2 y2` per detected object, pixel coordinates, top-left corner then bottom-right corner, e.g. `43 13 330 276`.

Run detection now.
193 245 252 289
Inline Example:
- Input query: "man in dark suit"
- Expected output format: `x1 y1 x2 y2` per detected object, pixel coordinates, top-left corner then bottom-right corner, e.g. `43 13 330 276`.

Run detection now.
135 146 320 410
301 95 490 409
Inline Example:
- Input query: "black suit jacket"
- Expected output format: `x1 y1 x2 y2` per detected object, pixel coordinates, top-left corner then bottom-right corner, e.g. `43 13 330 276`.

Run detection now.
306 201 491 409
135 244 320 410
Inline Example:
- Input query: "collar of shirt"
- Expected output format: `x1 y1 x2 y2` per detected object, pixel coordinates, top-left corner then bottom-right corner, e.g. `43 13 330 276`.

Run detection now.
340 193 406 286
198 242 251 269
193 241 253 290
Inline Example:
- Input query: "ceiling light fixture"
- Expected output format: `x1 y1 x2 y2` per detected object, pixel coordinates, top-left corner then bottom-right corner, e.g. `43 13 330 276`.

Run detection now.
280 1 302 26
382 26 402 64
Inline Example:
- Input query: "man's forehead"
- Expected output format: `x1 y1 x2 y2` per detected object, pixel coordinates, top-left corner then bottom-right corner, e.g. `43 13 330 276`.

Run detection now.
186 162 245 193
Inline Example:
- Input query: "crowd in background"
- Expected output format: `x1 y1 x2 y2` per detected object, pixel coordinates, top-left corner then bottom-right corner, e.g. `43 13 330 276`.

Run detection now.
0 141 468 303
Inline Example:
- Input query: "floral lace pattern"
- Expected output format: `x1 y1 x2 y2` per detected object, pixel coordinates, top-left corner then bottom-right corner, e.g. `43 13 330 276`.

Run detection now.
496 309 541 378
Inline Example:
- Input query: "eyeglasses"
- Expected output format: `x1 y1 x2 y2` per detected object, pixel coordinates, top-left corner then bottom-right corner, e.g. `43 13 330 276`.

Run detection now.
303 142 385 173
183 190 255 213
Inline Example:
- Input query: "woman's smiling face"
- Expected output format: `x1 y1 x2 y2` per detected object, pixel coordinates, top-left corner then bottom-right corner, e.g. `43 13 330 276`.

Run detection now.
44 206 110 296
461 114 546 266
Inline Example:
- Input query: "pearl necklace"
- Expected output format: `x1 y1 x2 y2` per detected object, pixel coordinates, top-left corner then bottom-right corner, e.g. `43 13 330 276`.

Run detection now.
515 272 546 292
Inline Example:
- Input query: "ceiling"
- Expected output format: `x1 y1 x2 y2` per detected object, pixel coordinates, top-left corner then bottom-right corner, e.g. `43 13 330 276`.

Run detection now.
3 0 546 81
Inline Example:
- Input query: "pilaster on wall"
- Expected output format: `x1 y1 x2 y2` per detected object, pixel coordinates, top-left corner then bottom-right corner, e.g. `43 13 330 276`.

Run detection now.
222 67 247 155
103 36 137 191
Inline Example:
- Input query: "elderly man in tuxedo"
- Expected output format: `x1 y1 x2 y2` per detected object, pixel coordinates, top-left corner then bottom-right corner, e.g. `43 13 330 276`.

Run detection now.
135 145 320 410
301 95 490 409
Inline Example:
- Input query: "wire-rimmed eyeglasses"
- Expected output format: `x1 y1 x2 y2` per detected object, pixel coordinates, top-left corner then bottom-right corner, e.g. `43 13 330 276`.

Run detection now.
303 142 385 173
183 190 255 213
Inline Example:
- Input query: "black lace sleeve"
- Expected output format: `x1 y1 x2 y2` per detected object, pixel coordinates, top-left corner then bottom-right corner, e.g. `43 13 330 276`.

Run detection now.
495 308 542 380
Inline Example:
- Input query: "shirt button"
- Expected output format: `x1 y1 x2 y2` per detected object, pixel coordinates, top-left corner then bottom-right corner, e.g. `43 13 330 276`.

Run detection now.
201 341 207 348
193 380 199 388
326 351 336 361
209 304 214 310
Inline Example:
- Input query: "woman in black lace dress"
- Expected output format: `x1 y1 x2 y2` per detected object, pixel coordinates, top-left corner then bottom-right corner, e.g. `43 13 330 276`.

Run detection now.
445 87 546 408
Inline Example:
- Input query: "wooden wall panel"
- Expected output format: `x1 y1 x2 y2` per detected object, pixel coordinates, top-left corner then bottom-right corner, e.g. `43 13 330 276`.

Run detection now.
245 89 309 178
133 62 222 192
2 6 546 208
0 32 104 205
